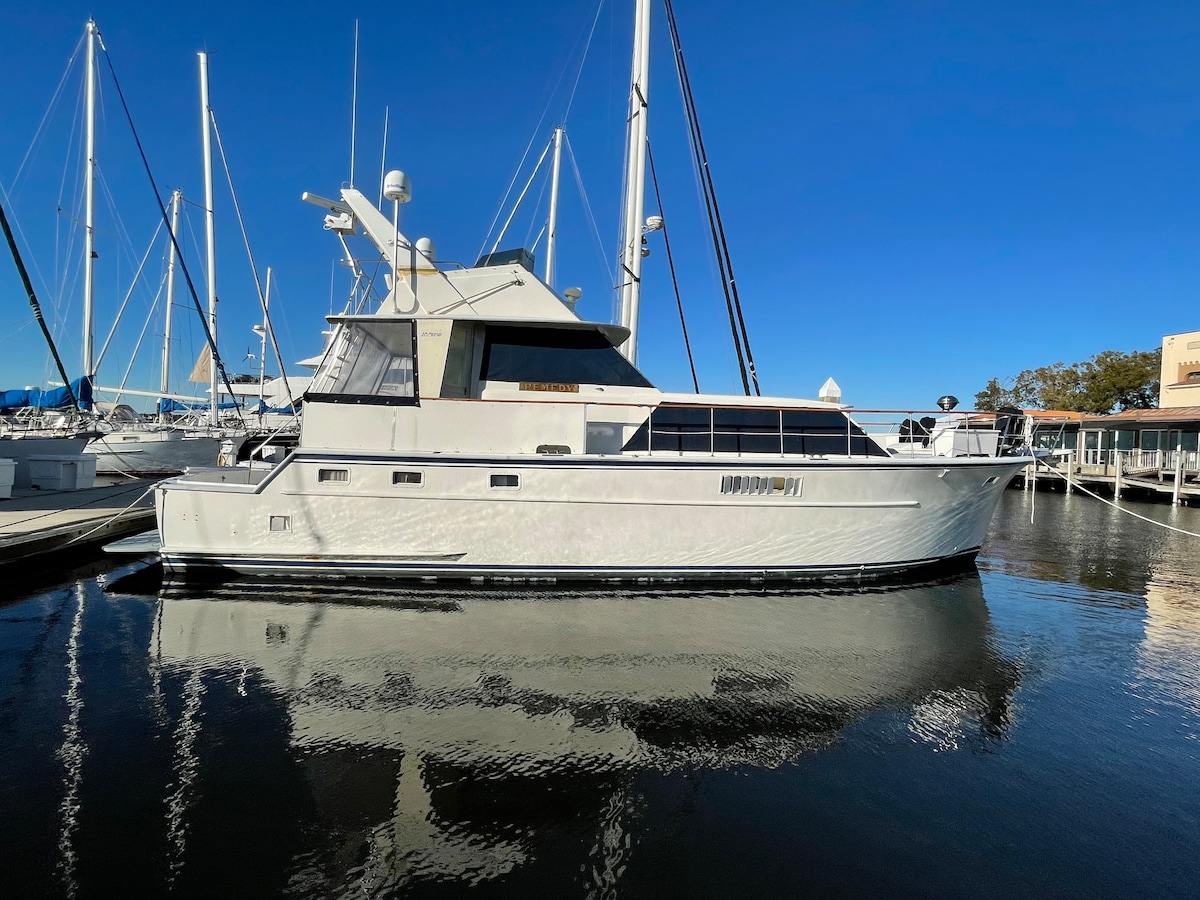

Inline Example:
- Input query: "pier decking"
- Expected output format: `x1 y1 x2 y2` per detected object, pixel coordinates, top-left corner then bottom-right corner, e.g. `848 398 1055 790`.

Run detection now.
0 476 157 569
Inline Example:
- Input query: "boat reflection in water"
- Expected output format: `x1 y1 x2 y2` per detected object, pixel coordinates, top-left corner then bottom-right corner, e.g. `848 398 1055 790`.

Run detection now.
152 575 1018 894
1138 539 1200 718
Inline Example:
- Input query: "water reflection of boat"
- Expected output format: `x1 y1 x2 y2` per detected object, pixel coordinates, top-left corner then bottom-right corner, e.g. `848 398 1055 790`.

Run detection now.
1138 540 1200 715
151 576 1017 893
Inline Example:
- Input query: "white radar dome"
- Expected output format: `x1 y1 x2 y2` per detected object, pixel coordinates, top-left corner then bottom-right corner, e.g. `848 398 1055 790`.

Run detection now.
383 170 411 203
415 237 436 259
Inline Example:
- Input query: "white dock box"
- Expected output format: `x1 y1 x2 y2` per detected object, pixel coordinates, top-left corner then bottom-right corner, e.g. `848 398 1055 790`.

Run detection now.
28 454 98 491
0 458 14 499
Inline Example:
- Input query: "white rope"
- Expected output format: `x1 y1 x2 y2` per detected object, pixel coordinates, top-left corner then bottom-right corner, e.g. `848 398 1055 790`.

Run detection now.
66 483 158 546
1030 455 1200 538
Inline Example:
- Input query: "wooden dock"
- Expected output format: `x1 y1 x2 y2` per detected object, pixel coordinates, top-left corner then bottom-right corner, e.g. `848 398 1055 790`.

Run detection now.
0 476 158 569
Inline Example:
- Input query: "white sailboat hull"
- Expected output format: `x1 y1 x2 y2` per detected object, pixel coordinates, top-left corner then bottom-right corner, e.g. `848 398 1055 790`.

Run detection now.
0 435 91 488
86 429 245 475
157 451 1026 582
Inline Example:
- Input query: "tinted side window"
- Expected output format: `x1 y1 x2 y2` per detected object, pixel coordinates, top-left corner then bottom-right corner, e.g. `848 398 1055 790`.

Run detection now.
782 410 887 457
481 326 654 388
714 408 782 453
621 406 886 456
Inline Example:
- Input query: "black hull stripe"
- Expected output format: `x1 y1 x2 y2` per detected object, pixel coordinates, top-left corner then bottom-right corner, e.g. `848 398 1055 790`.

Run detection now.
161 548 982 584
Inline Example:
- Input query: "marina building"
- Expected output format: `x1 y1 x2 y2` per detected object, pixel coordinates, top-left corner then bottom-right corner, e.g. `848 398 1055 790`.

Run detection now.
1030 330 1200 503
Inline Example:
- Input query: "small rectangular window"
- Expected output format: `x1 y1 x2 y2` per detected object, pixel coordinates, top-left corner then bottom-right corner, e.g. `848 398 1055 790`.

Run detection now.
269 515 291 532
318 468 350 483
490 473 520 488
393 471 423 485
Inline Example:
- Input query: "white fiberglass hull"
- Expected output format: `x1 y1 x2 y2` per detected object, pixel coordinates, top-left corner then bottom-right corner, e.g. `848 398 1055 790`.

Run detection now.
156 451 1028 582
86 428 246 475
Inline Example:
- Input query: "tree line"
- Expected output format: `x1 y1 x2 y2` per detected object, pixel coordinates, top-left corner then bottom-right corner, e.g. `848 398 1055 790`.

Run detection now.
974 348 1161 413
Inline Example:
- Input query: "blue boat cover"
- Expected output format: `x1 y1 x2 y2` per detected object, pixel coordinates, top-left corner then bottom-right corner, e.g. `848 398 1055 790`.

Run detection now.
158 398 298 414
0 377 92 412
158 399 243 413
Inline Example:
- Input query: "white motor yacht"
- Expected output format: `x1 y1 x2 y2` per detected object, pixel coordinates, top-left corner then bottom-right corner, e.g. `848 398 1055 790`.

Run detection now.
154 1 1031 583
154 177 1029 581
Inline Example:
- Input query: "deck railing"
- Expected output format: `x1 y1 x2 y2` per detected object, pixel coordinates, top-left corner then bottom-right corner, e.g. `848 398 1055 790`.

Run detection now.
1058 448 1200 477
639 405 875 457
634 406 1011 459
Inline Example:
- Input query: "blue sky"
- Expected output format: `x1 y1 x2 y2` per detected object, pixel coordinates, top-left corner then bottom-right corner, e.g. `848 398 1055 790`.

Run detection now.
0 0 1196 411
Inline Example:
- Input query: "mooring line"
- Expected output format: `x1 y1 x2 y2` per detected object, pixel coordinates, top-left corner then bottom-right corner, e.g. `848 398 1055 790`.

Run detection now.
64 484 158 545
1 480 154 531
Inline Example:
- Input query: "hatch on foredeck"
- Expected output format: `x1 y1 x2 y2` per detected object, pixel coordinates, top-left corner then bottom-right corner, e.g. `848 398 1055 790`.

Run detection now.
474 248 536 271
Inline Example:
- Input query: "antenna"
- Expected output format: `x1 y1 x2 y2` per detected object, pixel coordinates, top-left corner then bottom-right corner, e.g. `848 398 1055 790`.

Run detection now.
378 106 389 207
349 19 359 187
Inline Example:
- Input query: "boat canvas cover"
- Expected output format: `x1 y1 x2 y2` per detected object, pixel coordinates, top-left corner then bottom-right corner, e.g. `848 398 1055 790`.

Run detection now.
0 376 91 412
159 398 242 413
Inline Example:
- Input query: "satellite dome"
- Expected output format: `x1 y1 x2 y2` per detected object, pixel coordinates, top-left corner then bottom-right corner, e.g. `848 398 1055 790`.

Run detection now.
383 170 411 204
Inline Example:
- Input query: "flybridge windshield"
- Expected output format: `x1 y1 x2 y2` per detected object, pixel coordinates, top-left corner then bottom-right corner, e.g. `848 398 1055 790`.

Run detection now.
480 326 654 388
306 319 419 404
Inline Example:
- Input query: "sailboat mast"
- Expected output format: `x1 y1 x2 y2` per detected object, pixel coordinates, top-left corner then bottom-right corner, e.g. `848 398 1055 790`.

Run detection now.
260 267 271 416
618 0 652 363
82 19 98 379
160 189 181 423
545 125 564 288
199 51 219 427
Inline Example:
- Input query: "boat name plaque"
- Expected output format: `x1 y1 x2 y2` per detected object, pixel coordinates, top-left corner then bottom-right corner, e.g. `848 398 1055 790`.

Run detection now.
519 382 579 393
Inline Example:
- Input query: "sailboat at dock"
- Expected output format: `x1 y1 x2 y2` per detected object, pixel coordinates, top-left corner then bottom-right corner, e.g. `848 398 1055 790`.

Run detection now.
80 40 247 475
0 202 93 489
153 0 1031 582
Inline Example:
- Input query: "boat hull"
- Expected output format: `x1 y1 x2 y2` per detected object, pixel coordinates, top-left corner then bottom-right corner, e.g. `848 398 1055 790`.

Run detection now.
86 429 246 476
0 435 91 487
156 452 1029 583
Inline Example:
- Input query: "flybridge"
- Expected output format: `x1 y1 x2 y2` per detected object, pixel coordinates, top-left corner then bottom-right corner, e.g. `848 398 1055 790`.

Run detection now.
303 315 652 408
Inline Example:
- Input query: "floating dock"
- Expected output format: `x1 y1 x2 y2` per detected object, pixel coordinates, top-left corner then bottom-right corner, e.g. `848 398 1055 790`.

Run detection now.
0 477 158 569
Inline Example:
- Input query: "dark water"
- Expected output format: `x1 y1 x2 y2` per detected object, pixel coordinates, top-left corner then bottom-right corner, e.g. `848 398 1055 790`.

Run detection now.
2 489 1199 898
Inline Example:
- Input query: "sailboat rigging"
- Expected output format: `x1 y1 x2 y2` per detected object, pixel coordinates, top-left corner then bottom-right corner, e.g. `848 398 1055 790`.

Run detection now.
79 27 249 474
